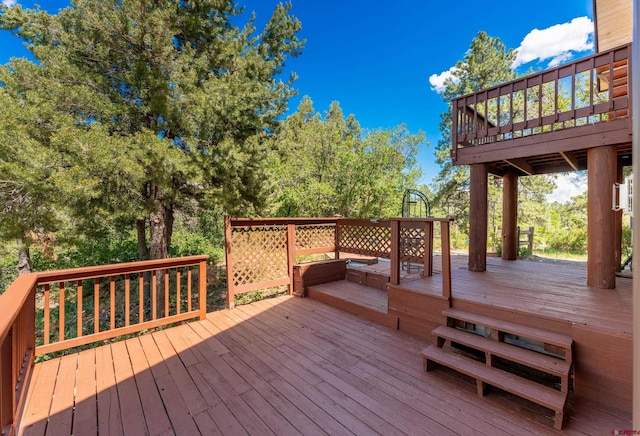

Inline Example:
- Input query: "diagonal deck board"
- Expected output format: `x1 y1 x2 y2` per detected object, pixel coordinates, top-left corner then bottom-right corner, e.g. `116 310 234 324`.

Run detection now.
19 295 631 435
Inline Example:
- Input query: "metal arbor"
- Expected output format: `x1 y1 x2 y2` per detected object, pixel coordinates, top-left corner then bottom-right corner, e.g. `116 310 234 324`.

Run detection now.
402 189 431 218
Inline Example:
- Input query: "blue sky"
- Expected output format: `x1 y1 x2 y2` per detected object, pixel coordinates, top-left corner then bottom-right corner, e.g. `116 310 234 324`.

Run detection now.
1 0 594 194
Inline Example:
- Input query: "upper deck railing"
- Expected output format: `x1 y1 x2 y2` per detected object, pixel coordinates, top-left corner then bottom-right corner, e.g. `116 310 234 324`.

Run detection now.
451 43 631 162
0 256 207 435
224 216 454 308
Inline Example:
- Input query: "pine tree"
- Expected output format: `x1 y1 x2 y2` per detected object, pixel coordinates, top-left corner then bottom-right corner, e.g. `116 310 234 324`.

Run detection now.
432 32 516 231
0 1 304 314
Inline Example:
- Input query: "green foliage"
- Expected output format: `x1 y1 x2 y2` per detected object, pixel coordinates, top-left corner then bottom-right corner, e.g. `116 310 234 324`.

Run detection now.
432 32 517 232
0 0 304 264
270 97 423 218
539 192 587 252
519 246 532 258
169 227 223 261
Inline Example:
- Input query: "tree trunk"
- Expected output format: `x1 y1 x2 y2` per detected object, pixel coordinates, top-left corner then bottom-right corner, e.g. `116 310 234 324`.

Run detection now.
136 218 150 261
17 244 32 274
149 185 170 317
136 218 152 317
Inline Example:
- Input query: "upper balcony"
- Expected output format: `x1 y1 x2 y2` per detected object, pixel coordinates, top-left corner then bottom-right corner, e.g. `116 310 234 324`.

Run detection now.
451 43 632 175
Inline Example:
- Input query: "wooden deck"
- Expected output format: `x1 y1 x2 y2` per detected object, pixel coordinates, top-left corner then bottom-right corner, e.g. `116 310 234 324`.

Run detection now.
18 293 630 435
396 256 632 336
307 255 633 419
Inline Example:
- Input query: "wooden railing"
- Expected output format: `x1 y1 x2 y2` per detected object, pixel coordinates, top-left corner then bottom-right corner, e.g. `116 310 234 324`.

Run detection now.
225 216 454 307
0 256 207 436
1 275 36 436
451 43 631 160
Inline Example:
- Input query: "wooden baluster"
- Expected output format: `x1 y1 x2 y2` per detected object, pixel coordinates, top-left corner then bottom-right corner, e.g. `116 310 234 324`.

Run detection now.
110 276 115 331
59 282 65 342
94 279 100 334
152 270 157 321
176 268 181 315
187 267 192 313
138 273 144 324
43 284 50 345
125 274 130 327
77 280 83 338
164 269 170 317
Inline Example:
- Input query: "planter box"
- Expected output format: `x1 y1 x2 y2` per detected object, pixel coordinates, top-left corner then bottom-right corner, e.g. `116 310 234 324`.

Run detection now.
293 259 347 296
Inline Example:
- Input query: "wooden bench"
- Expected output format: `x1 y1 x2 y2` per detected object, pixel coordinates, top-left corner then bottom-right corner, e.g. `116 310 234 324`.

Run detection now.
422 309 574 430
292 259 347 297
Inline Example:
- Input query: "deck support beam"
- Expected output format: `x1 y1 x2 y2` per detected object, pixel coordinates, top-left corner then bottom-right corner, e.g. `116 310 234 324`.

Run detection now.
469 164 488 272
501 170 518 260
587 145 617 289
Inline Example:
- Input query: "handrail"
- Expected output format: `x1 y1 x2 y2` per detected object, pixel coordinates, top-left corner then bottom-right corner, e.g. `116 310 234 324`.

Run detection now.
0 255 207 436
451 43 631 161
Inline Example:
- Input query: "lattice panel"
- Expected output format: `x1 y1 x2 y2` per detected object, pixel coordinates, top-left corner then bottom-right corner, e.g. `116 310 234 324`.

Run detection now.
400 227 425 263
296 225 336 251
231 226 288 287
338 225 392 258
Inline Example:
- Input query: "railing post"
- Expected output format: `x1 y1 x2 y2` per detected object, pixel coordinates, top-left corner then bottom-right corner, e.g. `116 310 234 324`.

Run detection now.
334 220 341 259
390 220 401 285
423 221 434 277
224 215 235 310
287 223 296 295
199 258 207 320
441 221 452 303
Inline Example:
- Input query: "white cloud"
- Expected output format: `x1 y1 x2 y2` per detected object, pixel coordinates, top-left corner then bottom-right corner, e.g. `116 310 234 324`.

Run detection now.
428 66 459 94
429 17 594 96
546 173 587 204
2 0 18 7
513 17 594 68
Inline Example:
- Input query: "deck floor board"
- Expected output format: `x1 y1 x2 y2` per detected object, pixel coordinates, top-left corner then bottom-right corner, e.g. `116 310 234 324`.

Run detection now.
19 293 631 435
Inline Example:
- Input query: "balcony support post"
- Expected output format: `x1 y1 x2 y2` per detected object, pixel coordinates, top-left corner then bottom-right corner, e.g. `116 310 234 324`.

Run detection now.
469 164 488 272
587 145 617 289
501 169 519 260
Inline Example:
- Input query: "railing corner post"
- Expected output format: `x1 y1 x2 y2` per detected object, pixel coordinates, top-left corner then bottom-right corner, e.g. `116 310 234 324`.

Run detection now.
287 224 296 296
199 258 207 320
224 215 235 310
441 220 452 304
390 219 401 285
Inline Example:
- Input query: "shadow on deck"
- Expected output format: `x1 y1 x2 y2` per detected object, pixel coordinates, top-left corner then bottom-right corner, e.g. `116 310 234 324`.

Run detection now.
19 294 630 435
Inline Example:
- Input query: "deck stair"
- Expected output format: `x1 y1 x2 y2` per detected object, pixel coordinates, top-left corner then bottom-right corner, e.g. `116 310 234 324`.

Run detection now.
421 309 573 430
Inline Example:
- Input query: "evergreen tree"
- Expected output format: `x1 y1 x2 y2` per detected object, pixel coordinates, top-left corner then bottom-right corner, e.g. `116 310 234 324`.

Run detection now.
432 32 517 232
0 1 304 264
270 97 422 218
0 1 303 314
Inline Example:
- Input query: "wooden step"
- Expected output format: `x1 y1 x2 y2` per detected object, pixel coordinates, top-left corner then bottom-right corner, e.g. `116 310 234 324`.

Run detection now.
443 309 573 362
422 345 567 430
432 326 571 392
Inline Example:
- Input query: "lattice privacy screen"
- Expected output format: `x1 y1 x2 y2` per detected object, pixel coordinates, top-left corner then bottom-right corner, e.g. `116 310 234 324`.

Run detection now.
295 225 336 252
338 224 392 258
230 226 288 287
400 226 426 264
